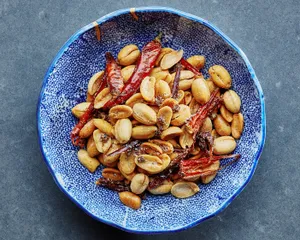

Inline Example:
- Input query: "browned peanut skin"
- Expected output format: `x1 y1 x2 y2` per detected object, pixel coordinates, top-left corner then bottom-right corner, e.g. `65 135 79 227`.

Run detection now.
119 191 141 210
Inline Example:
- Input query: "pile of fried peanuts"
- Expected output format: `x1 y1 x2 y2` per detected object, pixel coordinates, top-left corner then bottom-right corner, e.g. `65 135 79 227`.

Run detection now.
71 44 244 210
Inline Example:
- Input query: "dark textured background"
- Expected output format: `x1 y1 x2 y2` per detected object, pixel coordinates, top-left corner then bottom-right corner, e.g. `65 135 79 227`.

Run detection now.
1 1 299 239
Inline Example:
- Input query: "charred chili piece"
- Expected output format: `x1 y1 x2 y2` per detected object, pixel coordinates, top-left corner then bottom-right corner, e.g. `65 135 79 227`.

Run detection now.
71 72 107 147
180 58 203 76
96 178 130 192
171 62 181 99
105 52 124 96
103 35 162 109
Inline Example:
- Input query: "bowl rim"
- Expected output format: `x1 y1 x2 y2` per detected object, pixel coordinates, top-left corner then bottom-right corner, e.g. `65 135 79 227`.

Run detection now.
37 6 266 234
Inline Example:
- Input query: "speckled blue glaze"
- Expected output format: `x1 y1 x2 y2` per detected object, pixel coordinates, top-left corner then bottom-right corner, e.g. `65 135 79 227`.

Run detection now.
37 7 266 234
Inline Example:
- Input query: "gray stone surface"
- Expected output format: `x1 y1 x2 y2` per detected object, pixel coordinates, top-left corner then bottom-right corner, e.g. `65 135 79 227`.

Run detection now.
0 0 299 239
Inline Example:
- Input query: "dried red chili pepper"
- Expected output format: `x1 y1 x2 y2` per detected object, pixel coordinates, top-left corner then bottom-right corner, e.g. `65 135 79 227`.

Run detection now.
70 72 107 147
180 58 203 76
186 88 221 137
179 154 241 180
103 36 162 109
105 52 124 96
171 62 181 99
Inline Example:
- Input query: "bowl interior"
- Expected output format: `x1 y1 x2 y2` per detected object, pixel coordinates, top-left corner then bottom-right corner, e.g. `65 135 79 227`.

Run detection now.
38 8 265 233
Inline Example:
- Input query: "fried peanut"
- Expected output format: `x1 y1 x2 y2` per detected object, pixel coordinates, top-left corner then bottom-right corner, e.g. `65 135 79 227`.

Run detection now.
148 179 173 195
201 161 220 184
213 136 236 155
118 44 140 66
192 78 210 104
220 105 233 122
231 113 244 139
132 125 157 139
157 106 173 131
77 149 100 173
87 136 100 157
209 65 232 89
93 119 114 137
223 90 241 113
160 49 183 70
119 152 136 175
171 104 191 126
179 126 194 149
114 119 132 144
133 103 157 125
88 70 104 95
109 105 133 119
213 114 231 136
71 102 91 118
187 55 205 70
125 93 146 108
155 79 171 100
200 117 213 133
119 191 141 210
140 76 156 103
149 139 174 155
140 142 163 156
79 120 96 138
121 65 135 83
103 140 121 164
155 47 174 66
161 126 183 140
135 155 163 174
102 168 124 181
171 181 200 198
130 173 149 194
93 129 112 153
94 88 113 109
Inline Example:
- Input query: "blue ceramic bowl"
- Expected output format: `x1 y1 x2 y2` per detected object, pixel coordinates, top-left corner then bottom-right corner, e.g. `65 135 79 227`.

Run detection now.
37 7 266 234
